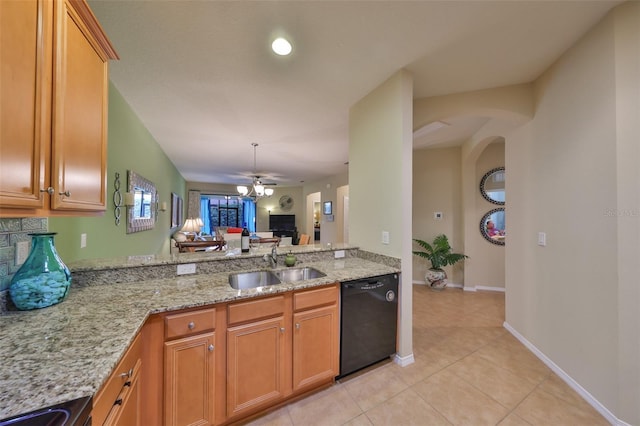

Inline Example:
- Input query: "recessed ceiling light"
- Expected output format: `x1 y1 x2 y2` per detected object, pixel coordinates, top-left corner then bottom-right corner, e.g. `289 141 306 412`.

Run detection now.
272 37 292 56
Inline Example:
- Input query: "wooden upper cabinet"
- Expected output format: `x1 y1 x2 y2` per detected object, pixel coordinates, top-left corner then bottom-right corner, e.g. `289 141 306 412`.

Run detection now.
0 0 52 209
0 0 117 217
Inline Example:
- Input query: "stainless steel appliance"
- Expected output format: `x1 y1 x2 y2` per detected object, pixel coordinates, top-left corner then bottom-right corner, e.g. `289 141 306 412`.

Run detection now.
339 273 399 378
0 396 92 426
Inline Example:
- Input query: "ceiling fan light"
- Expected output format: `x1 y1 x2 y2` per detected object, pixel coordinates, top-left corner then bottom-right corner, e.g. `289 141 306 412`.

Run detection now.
265 188 274 196
237 185 248 196
255 184 265 196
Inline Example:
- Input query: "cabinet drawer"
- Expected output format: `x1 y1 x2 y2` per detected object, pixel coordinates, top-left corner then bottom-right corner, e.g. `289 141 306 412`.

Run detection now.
165 308 216 340
294 284 338 312
228 295 285 325
93 333 142 425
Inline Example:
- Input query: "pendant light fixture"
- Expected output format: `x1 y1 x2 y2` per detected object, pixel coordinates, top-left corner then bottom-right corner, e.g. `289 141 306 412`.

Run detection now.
237 143 275 200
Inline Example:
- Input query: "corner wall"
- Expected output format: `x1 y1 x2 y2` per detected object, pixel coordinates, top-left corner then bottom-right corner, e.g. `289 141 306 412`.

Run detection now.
506 3 639 423
412 147 463 284
349 70 414 361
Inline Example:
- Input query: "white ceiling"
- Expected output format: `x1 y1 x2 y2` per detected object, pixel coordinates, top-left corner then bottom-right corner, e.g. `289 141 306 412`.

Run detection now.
89 0 620 187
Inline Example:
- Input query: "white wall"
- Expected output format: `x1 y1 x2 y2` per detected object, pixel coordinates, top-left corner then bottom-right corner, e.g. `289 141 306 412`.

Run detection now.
612 3 640 423
413 86 532 292
256 186 304 233
412 147 464 284
469 142 505 288
349 70 414 362
507 3 639 423
301 172 348 245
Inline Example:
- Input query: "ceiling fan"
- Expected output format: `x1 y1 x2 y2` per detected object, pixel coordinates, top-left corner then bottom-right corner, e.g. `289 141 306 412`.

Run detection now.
236 143 277 199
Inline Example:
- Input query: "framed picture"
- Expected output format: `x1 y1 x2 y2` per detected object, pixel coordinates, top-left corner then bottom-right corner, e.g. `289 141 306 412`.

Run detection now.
323 201 332 215
171 193 183 228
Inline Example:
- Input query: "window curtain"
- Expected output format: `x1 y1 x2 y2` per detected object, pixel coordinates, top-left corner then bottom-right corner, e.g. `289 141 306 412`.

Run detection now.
200 197 211 235
242 199 256 233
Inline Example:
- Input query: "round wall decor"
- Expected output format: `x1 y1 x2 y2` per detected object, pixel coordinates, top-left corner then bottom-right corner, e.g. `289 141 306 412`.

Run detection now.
480 208 505 246
279 195 294 211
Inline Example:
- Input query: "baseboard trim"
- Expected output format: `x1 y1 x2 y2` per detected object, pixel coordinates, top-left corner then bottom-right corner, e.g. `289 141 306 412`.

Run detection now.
411 281 505 293
393 352 415 367
476 285 505 292
503 322 626 426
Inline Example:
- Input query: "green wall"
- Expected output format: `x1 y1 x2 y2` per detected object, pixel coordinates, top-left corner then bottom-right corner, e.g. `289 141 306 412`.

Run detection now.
49 83 185 262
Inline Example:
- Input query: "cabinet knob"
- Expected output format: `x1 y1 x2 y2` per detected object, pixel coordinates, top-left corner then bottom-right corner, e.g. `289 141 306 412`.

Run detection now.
208 344 214 352
114 398 123 406
40 187 54 195
59 190 71 197
280 327 285 333
188 321 195 330
295 323 300 330
119 368 133 379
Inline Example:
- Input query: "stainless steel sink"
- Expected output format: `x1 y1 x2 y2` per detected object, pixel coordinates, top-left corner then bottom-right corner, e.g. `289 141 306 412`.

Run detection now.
274 267 326 282
228 270 281 289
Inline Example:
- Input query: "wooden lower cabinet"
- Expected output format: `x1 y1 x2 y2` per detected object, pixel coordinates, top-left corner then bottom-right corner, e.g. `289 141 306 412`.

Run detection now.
292 304 339 392
92 334 142 425
104 363 141 426
139 284 339 426
226 316 288 418
164 333 216 426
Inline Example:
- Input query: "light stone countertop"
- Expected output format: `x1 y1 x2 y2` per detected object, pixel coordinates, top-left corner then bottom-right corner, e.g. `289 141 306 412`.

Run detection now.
0 255 399 419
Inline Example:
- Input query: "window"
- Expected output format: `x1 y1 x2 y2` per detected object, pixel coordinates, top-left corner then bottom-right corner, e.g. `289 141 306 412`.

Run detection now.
200 195 256 234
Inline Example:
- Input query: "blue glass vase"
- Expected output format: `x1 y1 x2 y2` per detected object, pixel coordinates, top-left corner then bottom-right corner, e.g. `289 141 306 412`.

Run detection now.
9 233 71 310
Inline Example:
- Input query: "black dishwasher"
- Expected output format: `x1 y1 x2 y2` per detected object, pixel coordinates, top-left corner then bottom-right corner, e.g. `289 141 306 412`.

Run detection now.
339 273 399 378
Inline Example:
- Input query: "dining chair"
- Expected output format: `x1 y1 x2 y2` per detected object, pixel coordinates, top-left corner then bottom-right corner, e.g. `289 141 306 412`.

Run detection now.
298 234 310 245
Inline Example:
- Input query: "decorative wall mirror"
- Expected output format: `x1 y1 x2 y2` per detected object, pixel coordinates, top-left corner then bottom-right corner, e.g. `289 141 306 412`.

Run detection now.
480 167 505 205
127 170 157 234
480 208 505 245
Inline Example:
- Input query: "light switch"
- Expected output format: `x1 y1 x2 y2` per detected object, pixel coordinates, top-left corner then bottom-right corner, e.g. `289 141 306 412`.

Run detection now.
382 231 390 245
80 233 87 248
434 212 443 220
538 232 546 246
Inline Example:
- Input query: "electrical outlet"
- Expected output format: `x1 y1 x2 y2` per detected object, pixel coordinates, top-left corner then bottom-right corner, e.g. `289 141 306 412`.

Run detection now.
177 263 196 275
16 241 30 265
382 231 390 245
80 233 87 248
334 250 345 259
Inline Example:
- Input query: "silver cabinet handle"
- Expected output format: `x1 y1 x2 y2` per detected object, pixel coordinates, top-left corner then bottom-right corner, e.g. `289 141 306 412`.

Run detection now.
119 368 133 379
59 190 71 197
208 344 214 352
188 321 195 330
40 187 54 195
295 323 300 330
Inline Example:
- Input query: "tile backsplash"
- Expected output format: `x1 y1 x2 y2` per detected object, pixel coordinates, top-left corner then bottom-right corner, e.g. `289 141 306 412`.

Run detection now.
0 218 48 291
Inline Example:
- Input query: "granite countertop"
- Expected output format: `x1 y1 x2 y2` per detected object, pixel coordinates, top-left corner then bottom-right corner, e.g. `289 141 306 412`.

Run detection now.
0 255 399 419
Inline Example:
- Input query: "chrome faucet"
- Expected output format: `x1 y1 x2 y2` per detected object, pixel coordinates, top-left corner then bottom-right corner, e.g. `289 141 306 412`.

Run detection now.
263 244 278 268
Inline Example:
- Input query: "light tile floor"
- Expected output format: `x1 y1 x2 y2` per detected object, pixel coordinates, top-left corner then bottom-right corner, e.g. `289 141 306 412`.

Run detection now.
244 286 609 426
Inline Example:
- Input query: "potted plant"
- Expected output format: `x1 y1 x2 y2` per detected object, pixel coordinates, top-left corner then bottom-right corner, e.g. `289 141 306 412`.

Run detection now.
413 234 468 290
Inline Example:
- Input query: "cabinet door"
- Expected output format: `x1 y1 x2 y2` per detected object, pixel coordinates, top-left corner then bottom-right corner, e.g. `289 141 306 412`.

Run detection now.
104 365 141 426
227 316 287 418
51 0 109 211
165 333 216 426
0 0 51 209
292 305 339 391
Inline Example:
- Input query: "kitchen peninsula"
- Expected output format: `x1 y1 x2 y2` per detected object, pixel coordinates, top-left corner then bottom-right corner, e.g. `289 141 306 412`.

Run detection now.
0 244 399 424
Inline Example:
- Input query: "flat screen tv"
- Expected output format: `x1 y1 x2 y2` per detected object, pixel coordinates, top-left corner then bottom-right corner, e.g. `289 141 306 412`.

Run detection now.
269 214 295 231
